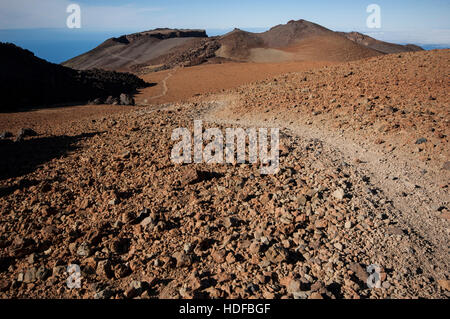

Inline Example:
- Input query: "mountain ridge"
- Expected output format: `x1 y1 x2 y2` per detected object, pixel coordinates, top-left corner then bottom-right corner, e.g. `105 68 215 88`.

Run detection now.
62 19 423 73
338 31 424 54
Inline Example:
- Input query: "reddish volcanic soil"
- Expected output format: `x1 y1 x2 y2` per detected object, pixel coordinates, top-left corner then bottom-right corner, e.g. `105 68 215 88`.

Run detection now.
0 61 333 133
0 105 140 136
211 50 450 173
0 50 449 299
136 61 335 105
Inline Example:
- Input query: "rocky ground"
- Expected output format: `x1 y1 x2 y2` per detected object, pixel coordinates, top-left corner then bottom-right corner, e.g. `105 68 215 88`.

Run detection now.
221 50 449 169
0 50 448 299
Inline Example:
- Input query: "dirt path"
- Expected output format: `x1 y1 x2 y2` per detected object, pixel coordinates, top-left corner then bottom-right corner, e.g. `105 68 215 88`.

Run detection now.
199 95 449 296
136 61 334 105
149 67 179 100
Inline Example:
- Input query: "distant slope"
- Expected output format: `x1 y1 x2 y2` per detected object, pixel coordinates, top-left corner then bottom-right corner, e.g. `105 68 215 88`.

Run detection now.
63 20 425 73
217 20 382 62
63 29 209 71
259 19 333 47
0 43 148 111
338 32 423 54
215 28 265 60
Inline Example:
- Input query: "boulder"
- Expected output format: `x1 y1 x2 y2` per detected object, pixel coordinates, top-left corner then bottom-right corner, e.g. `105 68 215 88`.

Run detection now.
92 98 104 105
120 93 135 106
105 96 120 105
0 131 13 139
15 128 37 142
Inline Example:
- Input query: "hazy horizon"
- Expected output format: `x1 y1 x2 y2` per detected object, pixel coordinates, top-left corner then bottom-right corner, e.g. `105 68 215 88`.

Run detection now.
1 0 449 63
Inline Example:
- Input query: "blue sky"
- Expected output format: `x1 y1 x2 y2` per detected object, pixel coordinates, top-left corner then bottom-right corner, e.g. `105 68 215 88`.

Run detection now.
1 0 449 33
0 0 449 63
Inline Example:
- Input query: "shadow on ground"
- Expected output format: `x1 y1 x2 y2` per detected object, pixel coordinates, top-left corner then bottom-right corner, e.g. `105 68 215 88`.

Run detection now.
0 84 157 113
0 132 102 195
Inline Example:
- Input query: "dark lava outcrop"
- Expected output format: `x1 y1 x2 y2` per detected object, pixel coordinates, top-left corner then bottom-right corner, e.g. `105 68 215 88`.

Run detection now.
0 43 148 111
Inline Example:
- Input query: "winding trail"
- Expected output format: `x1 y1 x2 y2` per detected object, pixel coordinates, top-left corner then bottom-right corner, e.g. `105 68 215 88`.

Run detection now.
150 67 179 100
198 95 450 293
103 47 177 102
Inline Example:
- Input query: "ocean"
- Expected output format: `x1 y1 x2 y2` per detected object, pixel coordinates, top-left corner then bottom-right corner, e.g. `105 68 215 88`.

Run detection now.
0 29 131 64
